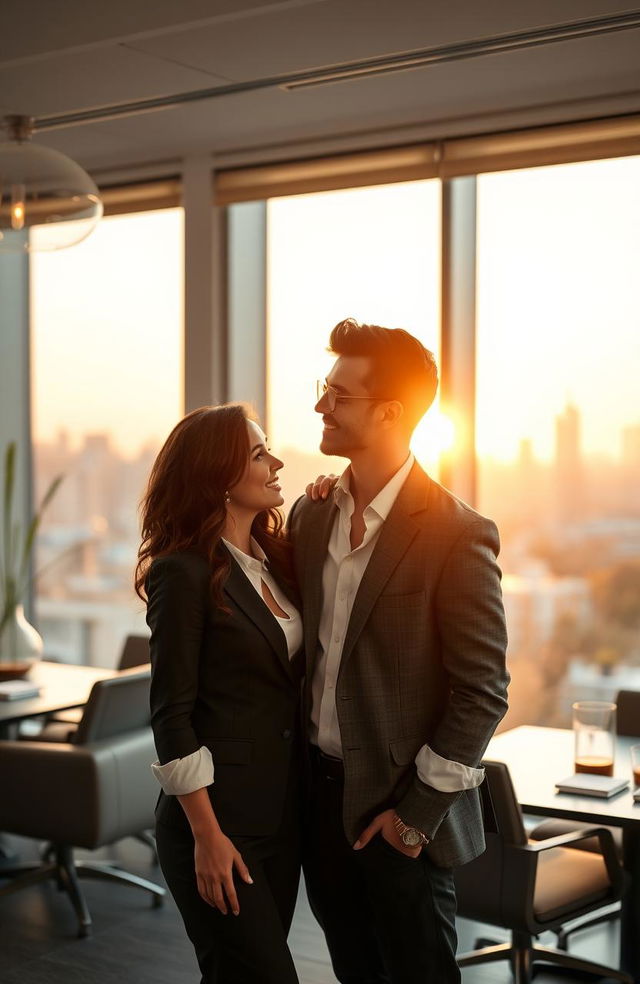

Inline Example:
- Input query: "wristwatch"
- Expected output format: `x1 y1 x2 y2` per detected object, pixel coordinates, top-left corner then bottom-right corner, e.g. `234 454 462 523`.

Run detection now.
392 812 430 848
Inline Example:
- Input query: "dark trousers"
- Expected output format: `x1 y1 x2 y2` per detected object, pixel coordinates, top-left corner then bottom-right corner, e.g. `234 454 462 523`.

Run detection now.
156 770 301 984
304 753 460 984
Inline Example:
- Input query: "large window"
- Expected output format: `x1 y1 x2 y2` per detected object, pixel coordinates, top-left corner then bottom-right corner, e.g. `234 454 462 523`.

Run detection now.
476 157 640 727
267 181 442 510
31 208 184 666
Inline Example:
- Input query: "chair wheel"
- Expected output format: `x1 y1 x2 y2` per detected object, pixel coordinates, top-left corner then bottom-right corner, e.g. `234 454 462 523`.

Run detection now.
152 893 164 908
77 923 92 938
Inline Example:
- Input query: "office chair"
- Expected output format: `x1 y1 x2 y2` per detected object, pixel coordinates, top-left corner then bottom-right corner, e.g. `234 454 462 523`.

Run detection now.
33 635 158 864
528 688 640 948
455 760 631 984
0 669 165 937
46 634 150 730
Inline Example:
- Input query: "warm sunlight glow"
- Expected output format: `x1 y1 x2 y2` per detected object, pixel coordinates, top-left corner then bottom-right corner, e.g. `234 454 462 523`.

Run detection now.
31 209 184 456
411 408 456 470
267 180 441 507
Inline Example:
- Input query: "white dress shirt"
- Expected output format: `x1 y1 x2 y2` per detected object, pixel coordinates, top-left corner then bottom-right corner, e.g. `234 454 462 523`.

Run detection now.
310 454 484 795
152 537 302 796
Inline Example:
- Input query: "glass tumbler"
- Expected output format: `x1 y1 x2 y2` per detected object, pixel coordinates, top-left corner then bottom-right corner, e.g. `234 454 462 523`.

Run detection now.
572 700 616 776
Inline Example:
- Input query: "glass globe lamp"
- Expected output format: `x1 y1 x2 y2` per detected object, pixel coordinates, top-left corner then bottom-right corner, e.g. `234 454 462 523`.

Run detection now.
0 115 103 253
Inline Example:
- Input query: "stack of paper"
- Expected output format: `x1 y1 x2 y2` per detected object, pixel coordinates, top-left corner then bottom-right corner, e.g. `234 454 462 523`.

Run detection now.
0 679 41 701
555 774 629 798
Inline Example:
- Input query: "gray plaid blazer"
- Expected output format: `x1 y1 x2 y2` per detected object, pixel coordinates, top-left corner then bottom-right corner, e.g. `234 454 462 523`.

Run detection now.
290 461 509 868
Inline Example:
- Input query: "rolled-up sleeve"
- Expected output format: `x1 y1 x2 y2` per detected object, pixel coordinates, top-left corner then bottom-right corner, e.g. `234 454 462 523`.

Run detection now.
152 745 214 795
146 554 210 777
415 744 484 792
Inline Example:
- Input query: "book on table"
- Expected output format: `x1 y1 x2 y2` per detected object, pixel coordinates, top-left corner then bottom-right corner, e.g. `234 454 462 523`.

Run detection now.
0 679 41 701
555 773 629 798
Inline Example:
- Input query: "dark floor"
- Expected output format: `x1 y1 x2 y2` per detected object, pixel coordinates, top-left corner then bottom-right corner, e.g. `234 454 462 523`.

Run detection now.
0 835 626 983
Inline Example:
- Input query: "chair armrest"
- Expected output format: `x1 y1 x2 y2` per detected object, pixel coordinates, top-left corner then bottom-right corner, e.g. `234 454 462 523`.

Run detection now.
0 731 156 849
525 825 622 891
0 739 98 843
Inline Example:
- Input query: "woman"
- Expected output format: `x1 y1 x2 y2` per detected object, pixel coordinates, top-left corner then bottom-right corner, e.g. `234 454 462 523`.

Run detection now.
135 404 303 984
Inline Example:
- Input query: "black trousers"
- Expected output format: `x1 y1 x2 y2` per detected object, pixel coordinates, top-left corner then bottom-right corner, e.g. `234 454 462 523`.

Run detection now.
304 753 461 984
156 769 301 984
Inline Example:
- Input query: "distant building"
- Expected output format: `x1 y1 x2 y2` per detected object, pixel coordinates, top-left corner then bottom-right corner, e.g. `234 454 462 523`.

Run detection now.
555 402 585 523
622 424 640 468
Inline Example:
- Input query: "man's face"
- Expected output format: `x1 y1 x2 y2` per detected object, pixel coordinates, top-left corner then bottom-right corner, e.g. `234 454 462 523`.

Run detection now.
314 355 384 457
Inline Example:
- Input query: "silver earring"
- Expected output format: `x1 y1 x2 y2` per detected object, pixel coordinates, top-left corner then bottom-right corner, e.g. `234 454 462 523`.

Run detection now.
224 491 231 503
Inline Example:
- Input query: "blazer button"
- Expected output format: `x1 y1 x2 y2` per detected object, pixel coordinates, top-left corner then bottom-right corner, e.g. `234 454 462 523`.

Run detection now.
282 729 292 739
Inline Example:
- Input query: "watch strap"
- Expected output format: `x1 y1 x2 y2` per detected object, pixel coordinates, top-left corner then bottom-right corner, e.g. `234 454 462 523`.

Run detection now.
392 812 430 846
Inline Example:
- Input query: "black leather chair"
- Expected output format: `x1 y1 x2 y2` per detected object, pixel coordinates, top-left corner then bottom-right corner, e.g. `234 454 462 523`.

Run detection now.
528 688 640 948
0 668 165 937
47 634 150 731
33 636 158 864
455 760 631 983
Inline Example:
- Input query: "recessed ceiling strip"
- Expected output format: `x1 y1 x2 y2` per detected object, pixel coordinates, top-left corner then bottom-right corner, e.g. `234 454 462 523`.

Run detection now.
35 11 640 132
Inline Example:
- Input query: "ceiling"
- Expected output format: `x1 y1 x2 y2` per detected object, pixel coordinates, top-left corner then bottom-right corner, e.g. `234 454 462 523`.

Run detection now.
2 0 640 175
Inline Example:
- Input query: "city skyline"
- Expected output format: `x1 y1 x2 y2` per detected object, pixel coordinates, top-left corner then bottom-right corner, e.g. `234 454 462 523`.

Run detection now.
34 398 640 510
33 400 640 732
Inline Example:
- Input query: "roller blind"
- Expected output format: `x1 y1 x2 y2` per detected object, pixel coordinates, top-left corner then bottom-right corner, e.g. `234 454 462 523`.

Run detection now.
215 145 440 204
214 113 640 204
100 178 182 216
440 114 640 177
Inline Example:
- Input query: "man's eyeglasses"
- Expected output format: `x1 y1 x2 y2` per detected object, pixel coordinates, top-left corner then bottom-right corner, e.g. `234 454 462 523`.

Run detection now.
315 380 390 413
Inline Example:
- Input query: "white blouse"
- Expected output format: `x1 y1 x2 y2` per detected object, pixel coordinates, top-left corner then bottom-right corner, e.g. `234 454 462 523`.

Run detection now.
222 537 303 660
151 537 302 796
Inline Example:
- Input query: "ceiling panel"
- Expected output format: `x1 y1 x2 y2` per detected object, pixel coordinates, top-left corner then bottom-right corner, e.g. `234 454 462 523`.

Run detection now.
0 45 228 117
0 0 322 63
34 27 640 172
128 0 640 81
3 0 640 171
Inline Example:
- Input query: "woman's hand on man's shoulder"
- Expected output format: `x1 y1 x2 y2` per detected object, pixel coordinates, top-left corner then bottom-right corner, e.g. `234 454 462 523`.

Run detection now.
305 474 338 501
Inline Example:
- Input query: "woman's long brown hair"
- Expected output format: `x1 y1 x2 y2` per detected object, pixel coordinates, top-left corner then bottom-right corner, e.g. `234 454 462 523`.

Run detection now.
135 403 292 608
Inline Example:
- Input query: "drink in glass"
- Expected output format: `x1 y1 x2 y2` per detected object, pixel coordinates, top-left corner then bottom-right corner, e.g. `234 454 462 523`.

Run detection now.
572 700 616 777
631 745 640 787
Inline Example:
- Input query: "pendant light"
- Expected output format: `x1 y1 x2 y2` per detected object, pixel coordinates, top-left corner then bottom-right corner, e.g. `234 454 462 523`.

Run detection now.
0 115 102 253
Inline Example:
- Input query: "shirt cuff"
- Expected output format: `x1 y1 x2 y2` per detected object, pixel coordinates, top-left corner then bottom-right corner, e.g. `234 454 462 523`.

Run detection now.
414 743 484 792
151 745 214 795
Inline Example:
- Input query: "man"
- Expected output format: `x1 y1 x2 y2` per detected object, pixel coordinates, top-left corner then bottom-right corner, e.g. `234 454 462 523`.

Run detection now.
289 318 509 984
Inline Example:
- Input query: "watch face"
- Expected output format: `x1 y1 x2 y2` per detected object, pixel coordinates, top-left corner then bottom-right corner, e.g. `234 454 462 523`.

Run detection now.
402 828 423 847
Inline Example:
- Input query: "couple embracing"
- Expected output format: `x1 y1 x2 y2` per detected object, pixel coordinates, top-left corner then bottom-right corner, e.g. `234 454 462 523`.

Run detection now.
135 317 509 984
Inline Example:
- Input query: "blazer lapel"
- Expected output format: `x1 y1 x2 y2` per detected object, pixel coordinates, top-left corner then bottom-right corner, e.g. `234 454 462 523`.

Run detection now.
339 463 431 670
301 496 337 675
222 550 293 680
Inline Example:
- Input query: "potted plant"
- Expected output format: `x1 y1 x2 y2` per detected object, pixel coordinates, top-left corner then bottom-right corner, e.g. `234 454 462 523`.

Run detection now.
0 442 62 680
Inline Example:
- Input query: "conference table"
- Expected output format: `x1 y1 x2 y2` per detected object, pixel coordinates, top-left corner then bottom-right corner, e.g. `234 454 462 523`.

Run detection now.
487 725 640 982
0 660 118 737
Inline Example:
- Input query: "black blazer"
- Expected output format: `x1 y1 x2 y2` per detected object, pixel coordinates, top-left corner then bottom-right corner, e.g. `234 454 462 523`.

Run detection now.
146 547 303 837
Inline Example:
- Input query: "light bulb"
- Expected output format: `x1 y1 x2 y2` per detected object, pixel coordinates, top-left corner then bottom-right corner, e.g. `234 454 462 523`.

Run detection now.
10 183 26 230
0 115 102 252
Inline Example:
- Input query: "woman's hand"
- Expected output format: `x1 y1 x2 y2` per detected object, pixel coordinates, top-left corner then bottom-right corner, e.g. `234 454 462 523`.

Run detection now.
194 829 253 915
305 473 339 501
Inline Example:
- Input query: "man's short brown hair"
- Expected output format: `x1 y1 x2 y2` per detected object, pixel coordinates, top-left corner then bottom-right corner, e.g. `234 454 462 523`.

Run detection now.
329 317 438 432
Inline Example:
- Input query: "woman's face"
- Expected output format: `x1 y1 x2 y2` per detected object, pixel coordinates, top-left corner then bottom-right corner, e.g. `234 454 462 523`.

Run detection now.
227 420 284 513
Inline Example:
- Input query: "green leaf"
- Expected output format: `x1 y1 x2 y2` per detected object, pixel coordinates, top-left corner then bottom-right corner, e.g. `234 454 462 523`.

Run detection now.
40 474 63 514
2 443 63 612
2 442 16 588
19 474 64 586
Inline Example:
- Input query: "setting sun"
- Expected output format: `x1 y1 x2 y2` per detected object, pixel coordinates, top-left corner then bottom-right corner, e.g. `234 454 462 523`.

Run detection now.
411 407 456 469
